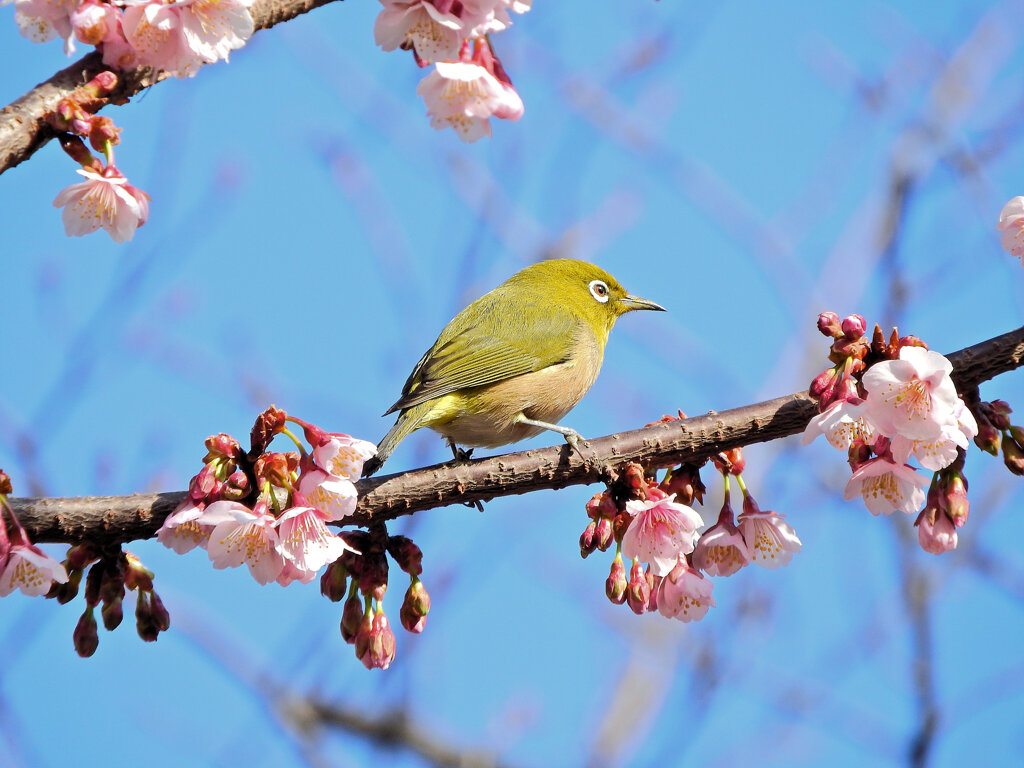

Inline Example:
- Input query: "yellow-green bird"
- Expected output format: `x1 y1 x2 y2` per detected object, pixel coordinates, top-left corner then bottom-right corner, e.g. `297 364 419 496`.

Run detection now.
361 259 665 477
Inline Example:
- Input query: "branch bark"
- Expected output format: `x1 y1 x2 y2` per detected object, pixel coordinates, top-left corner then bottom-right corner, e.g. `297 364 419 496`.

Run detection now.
0 0 341 175
8 325 1023 546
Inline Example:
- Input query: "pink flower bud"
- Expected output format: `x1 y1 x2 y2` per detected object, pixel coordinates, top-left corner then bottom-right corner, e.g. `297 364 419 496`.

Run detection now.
358 612 396 670
841 314 866 339
386 536 423 576
626 561 651 615
204 433 242 461
816 311 841 338
944 474 969 527
974 421 1000 455
579 521 598 558
353 611 374 660
400 578 430 633
594 517 614 552
101 596 123 630
84 561 102 607
74 606 99 657
809 368 837 399
623 462 648 494
915 509 957 554
605 556 627 605
221 470 250 500
990 400 1013 430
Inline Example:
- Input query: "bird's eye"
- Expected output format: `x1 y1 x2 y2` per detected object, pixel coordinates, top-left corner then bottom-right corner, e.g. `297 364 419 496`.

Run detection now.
589 280 609 303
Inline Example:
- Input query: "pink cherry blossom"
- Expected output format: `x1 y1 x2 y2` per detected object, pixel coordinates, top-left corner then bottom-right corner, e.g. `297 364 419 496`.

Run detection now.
417 61 523 142
311 433 377 483
374 1 464 63
12 0 77 54
52 167 150 243
657 559 714 622
802 398 876 451
69 0 120 46
915 509 958 554
275 502 357 578
204 500 285 585
298 469 357 522
0 544 68 597
843 456 927 516
889 400 978 471
691 507 751 577
862 347 960 442
156 499 213 554
118 0 255 78
737 508 801 568
620 494 704 577
997 196 1024 263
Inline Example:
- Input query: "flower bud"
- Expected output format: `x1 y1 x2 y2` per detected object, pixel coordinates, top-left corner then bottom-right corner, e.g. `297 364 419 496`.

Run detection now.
320 560 348 602
915 508 957 554
204 433 242 462
1002 433 1024 476
622 462 648 494
612 510 632 543
123 552 153 592
353 610 374 661
49 566 83 604
400 578 430 633
816 311 841 338
898 335 927 351
840 314 866 339
368 612 397 670
87 116 120 152
974 421 1000 455
250 405 288 454
594 517 614 552
74 606 99 657
809 368 837 399
386 536 423 576
221 471 250 500
84 561 103 607
989 400 1013 429
626 561 650 615
98 559 125 607
149 591 171 633
579 520 598 558
340 594 363 644
254 452 299 489
605 555 627 605
191 463 221 499
944 474 969 527
647 573 661 613
585 492 605 519
101 596 123 631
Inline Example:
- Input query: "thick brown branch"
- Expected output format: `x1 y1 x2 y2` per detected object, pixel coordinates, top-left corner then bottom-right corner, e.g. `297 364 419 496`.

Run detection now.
0 0 341 175
7 325 1024 545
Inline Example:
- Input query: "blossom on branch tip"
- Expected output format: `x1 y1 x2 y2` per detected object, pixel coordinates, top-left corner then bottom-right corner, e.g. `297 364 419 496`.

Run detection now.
374 1 464 63
157 500 212 554
417 60 523 142
692 506 750 577
275 500 358 580
620 494 703 577
843 456 927 516
52 166 150 243
801 398 875 451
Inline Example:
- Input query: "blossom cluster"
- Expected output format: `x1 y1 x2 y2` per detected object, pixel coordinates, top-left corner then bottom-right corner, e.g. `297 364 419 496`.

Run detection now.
374 0 529 141
10 0 255 77
581 432 801 624
801 313 988 553
156 405 428 670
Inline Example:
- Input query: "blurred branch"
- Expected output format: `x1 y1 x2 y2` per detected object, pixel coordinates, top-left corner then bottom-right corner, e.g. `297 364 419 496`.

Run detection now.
7 325 1024 545
0 0 340 175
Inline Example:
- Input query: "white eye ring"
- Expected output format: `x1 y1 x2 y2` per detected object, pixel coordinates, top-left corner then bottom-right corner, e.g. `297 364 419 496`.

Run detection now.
589 280 610 303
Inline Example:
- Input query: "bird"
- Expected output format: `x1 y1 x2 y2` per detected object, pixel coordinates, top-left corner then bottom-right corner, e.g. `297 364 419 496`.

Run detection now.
361 259 665 477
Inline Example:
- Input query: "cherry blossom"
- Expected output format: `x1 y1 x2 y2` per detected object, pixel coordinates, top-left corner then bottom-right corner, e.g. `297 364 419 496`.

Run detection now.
156 499 212 554
801 398 876 451
374 0 464 63
52 166 150 243
691 507 751 577
843 456 928 516
302 432 376 520
657 559 714 622
0 544 68 597
861 347 960 442
620 493 704 577
117 0 255 78
997 196 1024 263
11 0 77 54
889 400 978 471
417 60 523 142
204 500 285 585
276 501 357 578
736 508 801 568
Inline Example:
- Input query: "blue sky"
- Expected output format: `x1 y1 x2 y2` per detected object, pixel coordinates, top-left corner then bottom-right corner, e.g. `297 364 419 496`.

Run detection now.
2 2 1024 767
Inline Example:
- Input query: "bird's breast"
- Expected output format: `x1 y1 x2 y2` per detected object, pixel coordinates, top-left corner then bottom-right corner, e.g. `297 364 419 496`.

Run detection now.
424 326 605 448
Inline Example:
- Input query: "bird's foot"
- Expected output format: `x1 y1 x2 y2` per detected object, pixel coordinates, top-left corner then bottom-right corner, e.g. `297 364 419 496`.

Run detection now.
562 429 585 460
446 440 474 464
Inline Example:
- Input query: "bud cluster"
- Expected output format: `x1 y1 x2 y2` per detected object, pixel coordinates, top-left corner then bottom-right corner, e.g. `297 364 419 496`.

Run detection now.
578 425 801 625
802 312 1012 555
323 530 431 670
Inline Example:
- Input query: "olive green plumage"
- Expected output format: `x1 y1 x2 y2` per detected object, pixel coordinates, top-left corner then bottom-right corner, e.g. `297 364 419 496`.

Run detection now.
361 259 664 477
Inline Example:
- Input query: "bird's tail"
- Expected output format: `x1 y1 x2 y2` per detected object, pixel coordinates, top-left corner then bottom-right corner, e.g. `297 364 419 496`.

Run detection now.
362 405 429 477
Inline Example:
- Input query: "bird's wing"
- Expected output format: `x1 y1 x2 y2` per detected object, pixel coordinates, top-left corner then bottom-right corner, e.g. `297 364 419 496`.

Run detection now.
385 298 578 414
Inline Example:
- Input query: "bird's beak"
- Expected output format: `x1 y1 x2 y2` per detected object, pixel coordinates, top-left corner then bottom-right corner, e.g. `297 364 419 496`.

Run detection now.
619 294 667 313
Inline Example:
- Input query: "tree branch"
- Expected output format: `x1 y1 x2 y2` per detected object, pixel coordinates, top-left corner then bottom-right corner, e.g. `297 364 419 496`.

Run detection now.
0 0 342 175
7 325 1024 546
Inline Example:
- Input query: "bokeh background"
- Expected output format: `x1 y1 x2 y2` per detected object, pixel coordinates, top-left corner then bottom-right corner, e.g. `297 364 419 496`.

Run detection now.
2 1 1024 767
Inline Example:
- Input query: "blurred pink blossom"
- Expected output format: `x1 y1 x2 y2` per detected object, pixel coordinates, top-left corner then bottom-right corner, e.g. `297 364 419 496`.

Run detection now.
52 166 150 243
